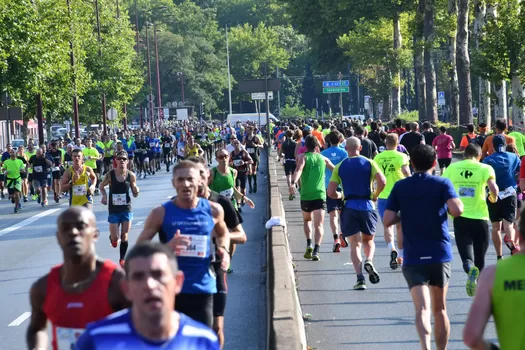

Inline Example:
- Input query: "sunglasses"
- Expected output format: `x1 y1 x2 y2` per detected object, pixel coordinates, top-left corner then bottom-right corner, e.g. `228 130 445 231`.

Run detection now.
217 154 229 159
117 157 128 161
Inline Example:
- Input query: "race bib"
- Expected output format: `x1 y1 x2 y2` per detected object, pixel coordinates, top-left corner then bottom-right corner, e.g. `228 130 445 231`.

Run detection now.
149 142 156 147
220 188 234 198
175 234 208 258
499 186 516 200
459 187 475 198
164 142 171 148
52 166 60 172
73 185 87 196
112 193 127 206
34 166 43 173
247 148 255 153
56 327 84 350
233 159 243 166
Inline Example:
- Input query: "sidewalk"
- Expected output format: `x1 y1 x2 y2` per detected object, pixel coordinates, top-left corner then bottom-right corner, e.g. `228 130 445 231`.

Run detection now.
273 151 498 349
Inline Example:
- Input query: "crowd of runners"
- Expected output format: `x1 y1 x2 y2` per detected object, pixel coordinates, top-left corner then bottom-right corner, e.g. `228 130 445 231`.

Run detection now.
274 117 525 350
0 120 270 349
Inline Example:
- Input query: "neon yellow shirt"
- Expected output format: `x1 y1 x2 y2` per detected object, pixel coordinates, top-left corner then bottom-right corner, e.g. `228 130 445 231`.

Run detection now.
373 150 409 199
82 148 99 169
442 159 495 220
70 166 92 206
508 132 525 156
3 159 24 178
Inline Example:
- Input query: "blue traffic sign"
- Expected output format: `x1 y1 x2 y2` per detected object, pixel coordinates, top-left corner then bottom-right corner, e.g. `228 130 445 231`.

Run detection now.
323 80 349 88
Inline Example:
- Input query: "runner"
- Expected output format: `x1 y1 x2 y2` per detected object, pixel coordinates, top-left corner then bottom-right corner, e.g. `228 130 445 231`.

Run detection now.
2 149 26 213
400 122 425 155
29 148 53 207
482 135 521 259
442 143 499 296
290 135 335 261
137 160 230 328
185 135 203 158
432 126 455 175
459 124 478 151
320 130 348 252
481 119 516 159
230 139 253 208
373 133 410 269
243 125 262 193
463 206 525 349
26 207 128 350
161 130 173 172
0 143 13 199
328 136 385 289
25 142 37 200
100 151 140 268
280 129 297 189
16 145 29 202
61 149 97 210
383 144 463 350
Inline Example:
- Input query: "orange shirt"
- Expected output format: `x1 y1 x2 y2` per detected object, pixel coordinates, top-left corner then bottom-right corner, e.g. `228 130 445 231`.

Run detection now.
481 134 516 157
460 133 477 149
312 129 325 147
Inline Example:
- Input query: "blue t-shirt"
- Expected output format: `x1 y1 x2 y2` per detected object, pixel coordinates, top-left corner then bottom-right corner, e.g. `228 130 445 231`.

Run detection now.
75 309 219 350
123 140 136 157
386 173 458 265
482 151 521 190
160 198 216 294
1 151 10 162
321 146 348 188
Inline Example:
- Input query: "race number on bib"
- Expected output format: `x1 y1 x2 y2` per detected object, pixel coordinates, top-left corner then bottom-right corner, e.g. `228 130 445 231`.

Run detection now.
73 185 87 196
56 327 84 350
175 235 208 258
220 188 234 198
149 142 156 147
164 143 171 148
499 186 516 200
52 166 60 172
34 166 43 173
459 187 475 198
112 193 127 206
233 159 243 166
247 148 255 153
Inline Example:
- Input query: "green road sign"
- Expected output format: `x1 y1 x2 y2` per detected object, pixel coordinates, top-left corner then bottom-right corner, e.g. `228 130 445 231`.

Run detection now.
323 87 349 94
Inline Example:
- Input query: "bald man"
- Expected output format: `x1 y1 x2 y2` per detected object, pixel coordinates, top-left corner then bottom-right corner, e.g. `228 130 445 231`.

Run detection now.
27 207 128 350
328 136 386 290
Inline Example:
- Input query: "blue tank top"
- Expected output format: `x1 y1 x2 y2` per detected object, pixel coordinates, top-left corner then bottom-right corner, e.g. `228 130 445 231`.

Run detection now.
160 198 216 294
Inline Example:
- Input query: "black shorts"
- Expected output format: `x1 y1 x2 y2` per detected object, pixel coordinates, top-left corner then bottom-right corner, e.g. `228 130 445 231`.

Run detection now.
28 173 33 182
300 199 327 213
175 293 213 328
21 172 27 180
402 262 452 289
249 153 259 164
487 194 517 223
236 171 247 189
212 262 228 317
326 196 343 213
340 207 378 237
437 158 452 169
284 160 296 176
163 149 171 155
0 174 5 181
52 170 62 180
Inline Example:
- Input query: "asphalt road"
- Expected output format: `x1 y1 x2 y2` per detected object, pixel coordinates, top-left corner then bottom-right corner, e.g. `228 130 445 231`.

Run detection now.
0 156 267 350
275 153 499 350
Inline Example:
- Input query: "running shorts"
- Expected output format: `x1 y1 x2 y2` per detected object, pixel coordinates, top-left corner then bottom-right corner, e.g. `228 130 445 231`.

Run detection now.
300 199 327 213
175 293 213 328
487 195 517 223
340 207 378 237
402 262 452 289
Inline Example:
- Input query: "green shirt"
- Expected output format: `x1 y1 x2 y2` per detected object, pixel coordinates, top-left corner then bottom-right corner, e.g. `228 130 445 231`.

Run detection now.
508 132 525 156
322 129 331 137
25 150 36 174
373 150 409 199
3 158 24 178
492 255 525 350
442 159 495 220
210 167 236 198
300 152 326 201
83 147 99 169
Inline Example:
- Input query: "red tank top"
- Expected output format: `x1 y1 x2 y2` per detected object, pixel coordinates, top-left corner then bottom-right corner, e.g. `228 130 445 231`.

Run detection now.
42 260 117 350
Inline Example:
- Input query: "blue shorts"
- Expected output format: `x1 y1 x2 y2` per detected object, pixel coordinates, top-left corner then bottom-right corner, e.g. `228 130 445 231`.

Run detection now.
326 196 344 213
108 211 133 224
377 198 388 220
340 207 378 237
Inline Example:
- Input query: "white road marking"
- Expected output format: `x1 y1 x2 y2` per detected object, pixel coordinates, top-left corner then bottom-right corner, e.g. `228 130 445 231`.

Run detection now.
166 196 172 199
0 208 61 237
8 312 31 327
135 221 144 226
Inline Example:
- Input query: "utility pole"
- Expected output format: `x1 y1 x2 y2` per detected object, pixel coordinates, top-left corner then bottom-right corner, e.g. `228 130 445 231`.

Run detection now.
154 24 162 125
226 25 232 114
338 71 343 117
66 0 80 138
94 0 107 135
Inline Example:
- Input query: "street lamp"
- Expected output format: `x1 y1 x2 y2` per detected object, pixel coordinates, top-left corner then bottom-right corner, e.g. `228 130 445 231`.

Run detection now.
176 72 185 104
145 21 154 130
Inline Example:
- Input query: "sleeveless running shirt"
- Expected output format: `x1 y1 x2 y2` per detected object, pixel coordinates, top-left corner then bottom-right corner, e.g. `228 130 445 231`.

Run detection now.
492 254 525 349
108 170 132 213
209 167 235 199
299 152 326 201
245 135 257 155
160 198 216 294
42 260 116 350
70 166 92 206
185 144 199 157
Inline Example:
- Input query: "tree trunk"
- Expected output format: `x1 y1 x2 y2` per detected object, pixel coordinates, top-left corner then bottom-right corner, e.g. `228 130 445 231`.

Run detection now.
457 0 473 124
392 13 402 117
511 72 525 127
495 81 508 121
415 0 427 121
448 0 460 125
424 0 438 122
383 93 392 121
474 0 491 128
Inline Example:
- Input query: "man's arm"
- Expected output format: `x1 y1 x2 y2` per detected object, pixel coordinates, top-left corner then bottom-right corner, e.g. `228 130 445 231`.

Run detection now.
383 209 401 227
487 178 499 203
26 276 49 350
447 198 464 217
372 172 386 200
137 206 165 242
401 164 411 178
108 268 131 311
86 167 97 193
129 172 139 198
323 156 335 171
210 202 230 270
463 265 496 349
290 154 305 185
61 168 72 191
99 171 111 197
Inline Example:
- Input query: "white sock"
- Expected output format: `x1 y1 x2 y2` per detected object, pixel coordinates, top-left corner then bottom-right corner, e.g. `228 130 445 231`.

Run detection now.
387 242 394 250
398 249 404 258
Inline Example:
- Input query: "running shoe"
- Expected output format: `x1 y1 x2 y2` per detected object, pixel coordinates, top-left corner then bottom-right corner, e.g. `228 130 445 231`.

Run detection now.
37 195 41 204
23 196 28 202
466 266 480 297
504 235 520 255
253 185 257 193
119 259 125 268
304 246 313 259
333 239 341 253
227 265 233 274
31 194 37 201
364 260 380 284
109 235 118 248
14 207 20 214
353 279 366 290
389 250 399 270
289 194 295 201
339 234 348 248
312 251 320 261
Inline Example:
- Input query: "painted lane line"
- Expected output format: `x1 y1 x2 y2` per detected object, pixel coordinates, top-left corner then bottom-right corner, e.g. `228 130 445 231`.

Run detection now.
135 221 144 226
0 208 62 237
8 312 31 327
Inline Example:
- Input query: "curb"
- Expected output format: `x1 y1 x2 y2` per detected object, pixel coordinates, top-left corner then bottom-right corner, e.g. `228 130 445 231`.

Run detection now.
266 150 307 350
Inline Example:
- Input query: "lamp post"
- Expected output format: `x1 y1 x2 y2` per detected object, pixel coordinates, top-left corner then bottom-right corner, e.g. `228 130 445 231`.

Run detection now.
177 72 185 104
154 24 162 125
145 22 154 130
93 0 107 136
66 0 80 138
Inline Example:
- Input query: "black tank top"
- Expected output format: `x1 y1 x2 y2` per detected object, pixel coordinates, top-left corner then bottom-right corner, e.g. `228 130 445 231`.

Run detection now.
282 139 296 160
108 170 132 213
231 150 248 172
245 135 257 154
